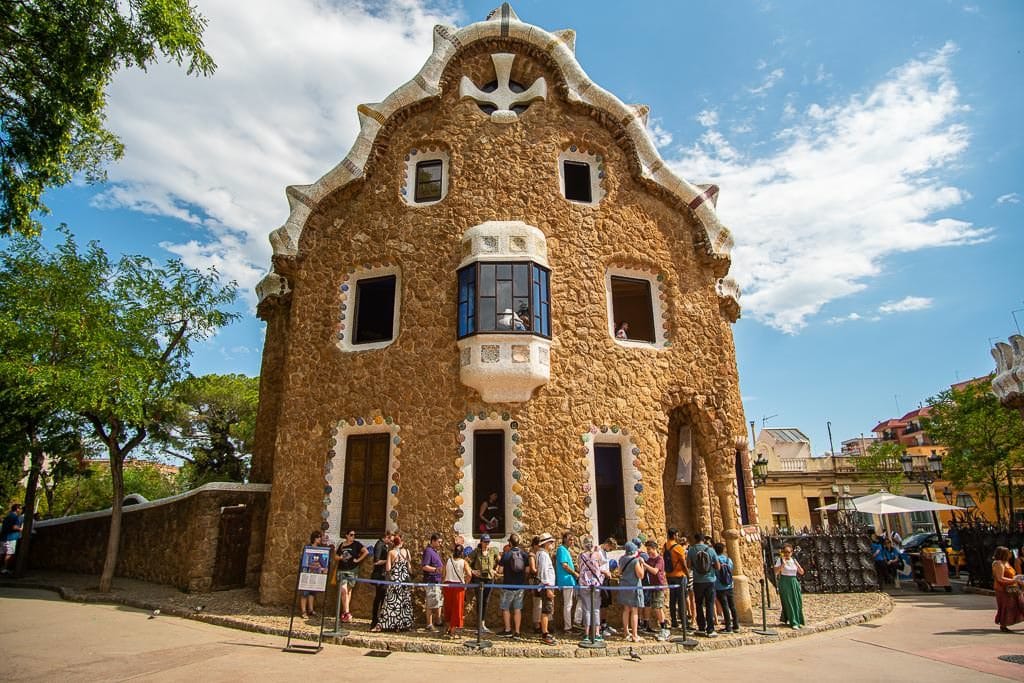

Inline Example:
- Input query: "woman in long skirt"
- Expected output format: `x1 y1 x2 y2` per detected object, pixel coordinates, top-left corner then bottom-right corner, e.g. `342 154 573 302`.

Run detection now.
993 546 1024 632
375 534 413 632
443 543 469 637
774 543 805 629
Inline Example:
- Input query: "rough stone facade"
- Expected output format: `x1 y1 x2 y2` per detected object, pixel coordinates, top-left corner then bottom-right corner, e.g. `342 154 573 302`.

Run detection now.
254 5 759 617
29 483 269 593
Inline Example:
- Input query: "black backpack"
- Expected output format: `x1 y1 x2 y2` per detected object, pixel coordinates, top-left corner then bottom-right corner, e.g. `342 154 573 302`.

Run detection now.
693 546 713 575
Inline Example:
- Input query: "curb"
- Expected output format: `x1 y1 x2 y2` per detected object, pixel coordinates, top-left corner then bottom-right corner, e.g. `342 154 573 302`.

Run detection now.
1 580 893 658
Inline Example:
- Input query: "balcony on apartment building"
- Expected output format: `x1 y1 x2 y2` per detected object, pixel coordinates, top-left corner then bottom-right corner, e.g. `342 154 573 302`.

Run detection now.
775 455 859 475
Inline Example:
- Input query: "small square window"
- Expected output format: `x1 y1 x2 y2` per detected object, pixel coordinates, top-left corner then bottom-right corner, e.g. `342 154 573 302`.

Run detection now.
354 275 397 344
414 159 443 202
610 276 655 343
563 161 592 202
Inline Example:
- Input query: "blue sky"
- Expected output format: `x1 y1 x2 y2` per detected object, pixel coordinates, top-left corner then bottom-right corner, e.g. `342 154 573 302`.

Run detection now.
28 0 1024 455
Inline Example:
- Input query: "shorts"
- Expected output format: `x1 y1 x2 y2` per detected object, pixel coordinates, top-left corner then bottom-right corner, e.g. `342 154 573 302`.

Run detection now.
500 588 525 611
337 570 358 589
425 583 443 609
2 540 16 555
301 590 315 598
648 587 667 609
539 589 555 614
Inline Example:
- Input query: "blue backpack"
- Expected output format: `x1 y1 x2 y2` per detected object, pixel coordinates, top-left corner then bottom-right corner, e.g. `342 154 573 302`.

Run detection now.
716 557 733 587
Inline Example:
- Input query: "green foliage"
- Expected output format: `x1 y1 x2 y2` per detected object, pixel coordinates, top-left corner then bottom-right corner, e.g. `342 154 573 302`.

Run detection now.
44 461 180 516
854 440 906 494
156 373 259 488
923 381 1024 523
0 0 216 236
0 229 238 587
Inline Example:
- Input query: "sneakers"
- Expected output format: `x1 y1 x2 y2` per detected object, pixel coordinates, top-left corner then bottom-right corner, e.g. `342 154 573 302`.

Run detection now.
656 628 670 641
499 630 515 638
791 624 801 630
480 624 493 634
510 633 523 641
602 624 618 635
542 633 556 645
705 630 719 638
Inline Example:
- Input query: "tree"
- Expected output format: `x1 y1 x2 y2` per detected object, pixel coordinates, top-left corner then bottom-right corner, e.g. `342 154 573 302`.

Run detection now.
0 230 237 589
157 373 259 488
923 381 1024 524
0 0 216 236
854 440 906 495
46 460 180 516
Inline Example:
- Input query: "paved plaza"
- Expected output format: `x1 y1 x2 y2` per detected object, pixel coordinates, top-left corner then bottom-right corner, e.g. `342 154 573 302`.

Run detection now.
1 586 1022 681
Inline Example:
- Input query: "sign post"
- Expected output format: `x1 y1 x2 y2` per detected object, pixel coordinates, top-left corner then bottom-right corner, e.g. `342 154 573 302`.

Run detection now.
284 545 332 654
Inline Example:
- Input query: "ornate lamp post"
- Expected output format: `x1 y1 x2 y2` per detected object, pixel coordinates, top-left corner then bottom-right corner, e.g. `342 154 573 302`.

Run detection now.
752 454 769 486
901 454 943 533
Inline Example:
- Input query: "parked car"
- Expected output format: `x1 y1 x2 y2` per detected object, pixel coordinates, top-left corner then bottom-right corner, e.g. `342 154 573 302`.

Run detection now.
901 531 948 553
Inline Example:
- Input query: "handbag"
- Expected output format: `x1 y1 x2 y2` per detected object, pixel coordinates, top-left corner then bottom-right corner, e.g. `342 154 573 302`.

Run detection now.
1007 583 1021 596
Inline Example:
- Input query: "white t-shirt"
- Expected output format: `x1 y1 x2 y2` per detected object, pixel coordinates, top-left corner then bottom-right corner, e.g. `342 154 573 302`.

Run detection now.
537 548 556 586
444 557 467 583
775 557 800 577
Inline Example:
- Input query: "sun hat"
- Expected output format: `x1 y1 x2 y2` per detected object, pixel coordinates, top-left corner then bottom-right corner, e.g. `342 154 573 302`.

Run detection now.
537 532 555 545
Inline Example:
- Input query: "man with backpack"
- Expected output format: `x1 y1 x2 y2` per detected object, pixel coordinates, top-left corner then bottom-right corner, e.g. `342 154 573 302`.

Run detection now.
663 528 689 629
713 541 739 633
686 532 721 637
498 533 529 639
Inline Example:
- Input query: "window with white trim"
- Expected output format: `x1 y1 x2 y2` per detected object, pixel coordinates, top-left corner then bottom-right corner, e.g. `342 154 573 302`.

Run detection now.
353 275 397 345
610 276 655 343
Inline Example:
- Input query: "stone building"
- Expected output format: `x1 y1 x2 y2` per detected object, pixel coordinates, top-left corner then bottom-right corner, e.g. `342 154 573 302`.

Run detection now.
252 4 760 614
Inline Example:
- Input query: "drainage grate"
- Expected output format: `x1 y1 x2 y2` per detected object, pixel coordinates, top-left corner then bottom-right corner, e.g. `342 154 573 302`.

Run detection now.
998 655 1024 665
365 650 392 658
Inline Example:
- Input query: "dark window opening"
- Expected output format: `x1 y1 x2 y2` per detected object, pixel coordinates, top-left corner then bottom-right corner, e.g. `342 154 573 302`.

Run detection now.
563 160 592 202
353 275 396 344
457 262 550 338
478 79 528 115
595 444 626 545
807 497 823 531
473 430 505 538
610 276 655 343
341 434 390 536
736 451 750 525
414 159 443 202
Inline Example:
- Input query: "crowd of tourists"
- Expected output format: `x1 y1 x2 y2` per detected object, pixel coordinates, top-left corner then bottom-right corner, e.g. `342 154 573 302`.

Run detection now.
314 526 747 645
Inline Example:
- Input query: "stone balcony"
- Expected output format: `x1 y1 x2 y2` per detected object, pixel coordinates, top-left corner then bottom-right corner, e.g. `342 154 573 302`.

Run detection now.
458 334 550 403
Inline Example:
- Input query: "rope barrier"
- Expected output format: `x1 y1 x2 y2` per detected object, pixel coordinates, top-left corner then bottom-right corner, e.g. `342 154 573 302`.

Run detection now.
349 576 671 591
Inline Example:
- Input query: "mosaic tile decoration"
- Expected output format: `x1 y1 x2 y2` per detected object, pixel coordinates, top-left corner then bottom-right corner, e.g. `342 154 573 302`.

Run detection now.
325 414 402 535
336 261 399 350
455 411 523 535
579 424 642 538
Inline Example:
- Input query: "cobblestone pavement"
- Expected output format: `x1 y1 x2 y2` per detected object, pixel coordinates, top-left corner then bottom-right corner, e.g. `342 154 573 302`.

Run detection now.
1 570 890 657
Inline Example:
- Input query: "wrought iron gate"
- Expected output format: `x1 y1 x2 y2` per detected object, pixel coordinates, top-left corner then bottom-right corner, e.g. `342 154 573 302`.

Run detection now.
762 531 879 593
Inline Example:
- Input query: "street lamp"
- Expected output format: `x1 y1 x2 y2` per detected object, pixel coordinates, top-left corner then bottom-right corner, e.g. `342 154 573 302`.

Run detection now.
901 454 943 533
752 454 769 486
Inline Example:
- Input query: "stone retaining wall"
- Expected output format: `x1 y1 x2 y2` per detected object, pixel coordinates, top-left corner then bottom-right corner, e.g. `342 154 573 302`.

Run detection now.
29 483 270 593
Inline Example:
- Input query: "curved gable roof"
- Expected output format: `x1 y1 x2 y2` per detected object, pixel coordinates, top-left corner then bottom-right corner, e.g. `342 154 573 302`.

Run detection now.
257 4 738 307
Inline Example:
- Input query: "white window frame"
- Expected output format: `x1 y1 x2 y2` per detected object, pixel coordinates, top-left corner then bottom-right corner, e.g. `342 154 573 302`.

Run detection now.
325 420 400 546
457 418 514 543
558 148 605 206
337 265 401 352
605 267 667 348
583 430 641 545
402 149 449 207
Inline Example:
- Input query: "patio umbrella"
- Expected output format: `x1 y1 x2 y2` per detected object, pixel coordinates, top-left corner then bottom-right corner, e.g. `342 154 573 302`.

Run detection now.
816 490 963 513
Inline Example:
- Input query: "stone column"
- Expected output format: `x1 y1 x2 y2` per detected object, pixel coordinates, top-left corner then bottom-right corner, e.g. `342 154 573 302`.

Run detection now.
715 474 753 623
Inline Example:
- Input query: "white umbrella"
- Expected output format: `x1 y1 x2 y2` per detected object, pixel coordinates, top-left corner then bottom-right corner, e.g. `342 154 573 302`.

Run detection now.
816 490 963 513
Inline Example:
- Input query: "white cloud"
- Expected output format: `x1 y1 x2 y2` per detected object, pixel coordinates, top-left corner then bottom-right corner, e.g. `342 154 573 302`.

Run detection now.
997 192 1020 204
878 296 933 314
671 42 989 333
827 312 863 325
749 68 784 95
696 109 719 127
98 0 453 303
815 64 831 84
963 5 980 13
646 119 674 149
